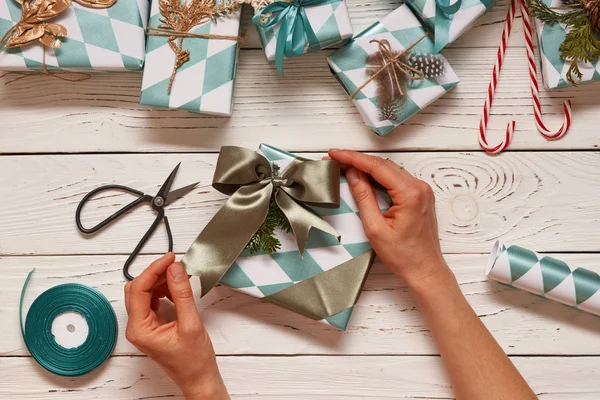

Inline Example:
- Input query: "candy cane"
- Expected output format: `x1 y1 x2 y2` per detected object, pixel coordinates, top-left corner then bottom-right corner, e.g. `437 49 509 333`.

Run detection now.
478 0 517 154
519 0 572 140
479 0 573 153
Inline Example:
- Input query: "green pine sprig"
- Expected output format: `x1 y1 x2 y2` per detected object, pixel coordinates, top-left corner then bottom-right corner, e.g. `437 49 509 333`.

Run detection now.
526 0 600 85
245 197 293 254
244 163 293 255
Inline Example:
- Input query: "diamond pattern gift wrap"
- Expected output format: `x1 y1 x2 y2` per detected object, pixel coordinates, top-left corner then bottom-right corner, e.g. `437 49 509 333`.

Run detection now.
406 0 497 52
215 144 391 330
140 1 242 115
327 4 460 137
252 0 353 68
0 0 148 71
487 242 600 316
533 0 600 89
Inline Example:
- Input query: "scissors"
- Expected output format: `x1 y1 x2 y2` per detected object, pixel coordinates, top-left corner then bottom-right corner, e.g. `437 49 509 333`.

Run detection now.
75 163 199 281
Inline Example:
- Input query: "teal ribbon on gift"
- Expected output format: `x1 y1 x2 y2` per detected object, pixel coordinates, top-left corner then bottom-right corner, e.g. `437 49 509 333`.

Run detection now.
253 0 338 75
433 0 462 52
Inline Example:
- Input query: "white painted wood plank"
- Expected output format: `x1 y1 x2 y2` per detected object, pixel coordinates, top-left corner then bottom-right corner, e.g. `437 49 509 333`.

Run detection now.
1 47 595 153
0 356 598 399
1 152 599 256
4 254 600 356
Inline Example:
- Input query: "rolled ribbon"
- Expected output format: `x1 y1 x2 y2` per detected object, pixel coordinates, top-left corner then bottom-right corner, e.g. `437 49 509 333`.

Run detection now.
433 0 463 52
486 242 600 316
252 0 339 75
183 146 341 297
20 269 118 376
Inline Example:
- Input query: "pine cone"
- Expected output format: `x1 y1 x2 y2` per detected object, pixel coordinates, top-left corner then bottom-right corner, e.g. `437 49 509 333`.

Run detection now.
584 0 600 32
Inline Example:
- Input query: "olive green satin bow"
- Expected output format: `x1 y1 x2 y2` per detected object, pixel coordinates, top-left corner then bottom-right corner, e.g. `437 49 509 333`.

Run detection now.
182 146 341 297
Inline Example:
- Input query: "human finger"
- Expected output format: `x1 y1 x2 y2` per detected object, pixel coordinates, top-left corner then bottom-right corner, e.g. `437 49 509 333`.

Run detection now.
346 168 386 232
166 262 202 335
328 150 411 190
128 253 175 323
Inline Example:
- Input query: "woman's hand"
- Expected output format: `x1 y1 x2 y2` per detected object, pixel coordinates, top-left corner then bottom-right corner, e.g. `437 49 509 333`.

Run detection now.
328 149 450 289
124 253 229 400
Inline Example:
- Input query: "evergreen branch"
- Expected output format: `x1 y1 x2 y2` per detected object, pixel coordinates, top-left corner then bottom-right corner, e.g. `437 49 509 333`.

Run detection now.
526 0 587 26
560 19 600 84
245 197 292 254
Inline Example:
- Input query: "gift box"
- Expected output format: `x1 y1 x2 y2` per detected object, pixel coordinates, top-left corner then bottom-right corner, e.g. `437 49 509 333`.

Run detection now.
327 4 460 136
140 0 242 115
251 0 353 75
532 0 600 89
182 144 391 330
406 0 497 52
0 0 148 71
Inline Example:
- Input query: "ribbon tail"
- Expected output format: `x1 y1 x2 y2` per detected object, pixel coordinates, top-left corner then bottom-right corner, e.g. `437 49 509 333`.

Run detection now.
275 190 340 256
275 15 290 76
264 251 375 322
182 184 273 297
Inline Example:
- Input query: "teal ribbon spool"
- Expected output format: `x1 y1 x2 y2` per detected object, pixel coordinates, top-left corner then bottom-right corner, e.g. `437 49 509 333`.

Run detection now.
253 0 338 76
19 270 118 377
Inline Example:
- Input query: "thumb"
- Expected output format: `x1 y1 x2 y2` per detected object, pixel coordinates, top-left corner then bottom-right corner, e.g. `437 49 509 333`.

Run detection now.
167 262 202 334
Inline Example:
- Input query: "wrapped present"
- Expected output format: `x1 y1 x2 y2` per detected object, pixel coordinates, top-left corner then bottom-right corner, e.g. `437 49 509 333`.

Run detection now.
251 0 353 75
527 0 600 88
140 0 243 115
0 0 148 72
406 0 498 52
182 144 391 330
327 4 460 136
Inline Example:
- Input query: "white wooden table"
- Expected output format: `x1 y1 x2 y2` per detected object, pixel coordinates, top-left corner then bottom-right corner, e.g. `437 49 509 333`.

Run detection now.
2 1 600 398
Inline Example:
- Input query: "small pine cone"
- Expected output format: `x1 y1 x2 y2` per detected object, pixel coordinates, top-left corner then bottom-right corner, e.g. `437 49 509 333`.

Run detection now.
585 0 600 32
406 54 445 79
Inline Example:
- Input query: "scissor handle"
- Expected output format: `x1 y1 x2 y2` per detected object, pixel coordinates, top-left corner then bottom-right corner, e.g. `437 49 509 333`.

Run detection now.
123 212 174 281
76 184 150 234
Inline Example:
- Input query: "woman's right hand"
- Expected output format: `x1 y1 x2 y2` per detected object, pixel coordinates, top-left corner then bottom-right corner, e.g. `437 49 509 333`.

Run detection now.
328 149 451 289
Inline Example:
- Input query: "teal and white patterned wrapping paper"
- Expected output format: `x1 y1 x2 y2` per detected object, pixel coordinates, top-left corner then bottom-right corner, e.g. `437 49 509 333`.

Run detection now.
487 242 600 316
217 144 391 330
140 1 241 115
327 4 460 136
0 0 148 71
406 0 497 52
533 0 600 89
254 0 353 63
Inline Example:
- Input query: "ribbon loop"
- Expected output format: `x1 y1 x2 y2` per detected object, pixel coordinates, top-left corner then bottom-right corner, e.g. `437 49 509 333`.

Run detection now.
252 0 338 75
183 146 341 297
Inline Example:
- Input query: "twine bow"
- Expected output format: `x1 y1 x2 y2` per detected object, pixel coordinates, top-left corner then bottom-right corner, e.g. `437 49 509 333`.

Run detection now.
252 0 338 76
146 0 243 94
182 146 341 297
350 34 429 101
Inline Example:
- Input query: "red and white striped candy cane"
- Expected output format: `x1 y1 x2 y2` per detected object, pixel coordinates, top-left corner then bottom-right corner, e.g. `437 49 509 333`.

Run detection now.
479 0 573 153
519 0 572 140
479 0 517 154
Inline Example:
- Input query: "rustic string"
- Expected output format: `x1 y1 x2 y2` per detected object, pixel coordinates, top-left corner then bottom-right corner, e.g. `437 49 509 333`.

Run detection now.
146 26 244 93
0 43 91 84
349 33 429 101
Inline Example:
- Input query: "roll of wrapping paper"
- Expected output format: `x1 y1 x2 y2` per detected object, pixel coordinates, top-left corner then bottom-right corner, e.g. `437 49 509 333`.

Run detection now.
486 242 600 316
19 270 118 376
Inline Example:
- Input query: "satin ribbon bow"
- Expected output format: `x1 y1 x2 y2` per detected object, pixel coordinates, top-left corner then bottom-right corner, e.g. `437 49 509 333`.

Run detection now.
252 0 338 75
183 146 341 297
433 0 462 52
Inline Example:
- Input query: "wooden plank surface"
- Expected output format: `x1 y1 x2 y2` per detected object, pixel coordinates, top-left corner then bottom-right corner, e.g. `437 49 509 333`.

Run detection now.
1 152 599 256
1 47 593 153
1 356 598 399
4 254 600 356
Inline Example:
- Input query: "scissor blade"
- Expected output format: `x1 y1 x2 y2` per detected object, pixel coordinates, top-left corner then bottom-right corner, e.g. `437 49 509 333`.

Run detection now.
156 163 181 200
164 181 199 206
